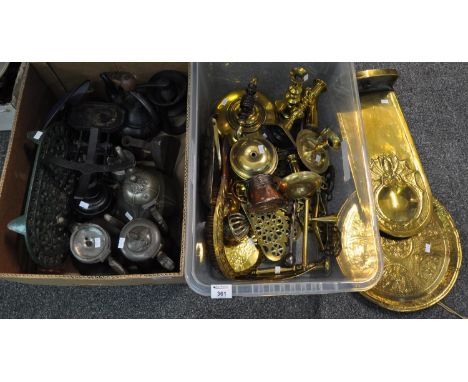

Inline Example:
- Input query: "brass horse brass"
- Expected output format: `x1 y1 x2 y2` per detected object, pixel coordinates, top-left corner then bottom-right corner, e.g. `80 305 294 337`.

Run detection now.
357 69 432 238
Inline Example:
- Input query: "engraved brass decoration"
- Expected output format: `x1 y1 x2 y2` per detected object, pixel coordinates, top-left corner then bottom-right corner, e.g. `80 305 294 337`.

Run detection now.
357 68 432 238
245 207 290 263
224 237 260 274
370 154 424 235
336 192 380 282
362 199 462 312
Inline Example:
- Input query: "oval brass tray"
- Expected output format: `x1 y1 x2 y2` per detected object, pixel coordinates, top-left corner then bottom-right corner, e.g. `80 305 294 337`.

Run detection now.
361 199 462 312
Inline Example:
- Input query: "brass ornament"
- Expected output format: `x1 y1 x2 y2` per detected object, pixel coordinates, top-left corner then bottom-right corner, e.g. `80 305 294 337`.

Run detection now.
224 237 260 274
296 129 330 174
357 68 432 237
276 67 309 119
223 212 249 243
280 154 322 268
230 136 278 180
244 207 290 262
362 199 462 312
214 81 276 142
370 154 429 237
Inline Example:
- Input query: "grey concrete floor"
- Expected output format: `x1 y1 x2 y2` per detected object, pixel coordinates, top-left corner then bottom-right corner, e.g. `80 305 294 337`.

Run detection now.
0 62 466 318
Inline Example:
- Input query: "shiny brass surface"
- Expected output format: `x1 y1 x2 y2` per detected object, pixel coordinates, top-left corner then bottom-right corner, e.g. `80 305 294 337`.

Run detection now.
296 129 330 174
276 67 309 119
214 86 276 142
212 140 258 278
223 213 249 243
362 199 462 312
281 154 323 268
230 136 278 180
336 192 380 282
224 237 260 274
280 170 323 201
244 207 290 263
357 68 432 237
282 79 327 132
306 79 327 129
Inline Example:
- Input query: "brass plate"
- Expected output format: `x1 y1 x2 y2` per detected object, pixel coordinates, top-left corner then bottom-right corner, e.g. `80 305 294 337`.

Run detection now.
230 136 278 180
362 199 462 312
336 192 380 282
357 69 432 237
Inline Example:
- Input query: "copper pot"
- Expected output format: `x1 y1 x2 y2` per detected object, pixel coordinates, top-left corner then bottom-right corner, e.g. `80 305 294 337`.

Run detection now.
247 174 285 214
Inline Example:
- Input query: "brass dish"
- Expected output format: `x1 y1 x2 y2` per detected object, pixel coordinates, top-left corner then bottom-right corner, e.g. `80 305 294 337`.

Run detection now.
336 192 381 282
362 199 462 312
357 69 432 238
280 171 322 200
230 136 278 180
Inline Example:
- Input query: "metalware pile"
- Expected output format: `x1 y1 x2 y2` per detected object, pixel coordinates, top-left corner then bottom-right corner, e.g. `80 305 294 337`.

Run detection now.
8 70 187 275
207 67 343 280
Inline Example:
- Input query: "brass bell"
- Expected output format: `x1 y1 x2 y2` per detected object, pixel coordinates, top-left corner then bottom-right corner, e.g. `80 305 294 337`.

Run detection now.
230 136 278 180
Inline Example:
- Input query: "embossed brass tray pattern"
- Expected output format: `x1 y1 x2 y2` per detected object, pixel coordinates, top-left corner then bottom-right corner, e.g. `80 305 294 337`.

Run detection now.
336 192 381 282
362 199 462 312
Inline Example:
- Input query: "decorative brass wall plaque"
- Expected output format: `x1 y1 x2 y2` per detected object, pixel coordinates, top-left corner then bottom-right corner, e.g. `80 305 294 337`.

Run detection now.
357 69 432 238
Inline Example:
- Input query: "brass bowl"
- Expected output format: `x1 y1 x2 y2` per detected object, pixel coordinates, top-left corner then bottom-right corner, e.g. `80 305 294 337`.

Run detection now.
230 136 278 180
361 199 462 312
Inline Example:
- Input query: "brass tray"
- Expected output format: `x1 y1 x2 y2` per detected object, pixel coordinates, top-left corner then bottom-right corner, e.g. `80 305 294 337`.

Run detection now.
361 199 462 312
336 192 381 283
357 69 433 238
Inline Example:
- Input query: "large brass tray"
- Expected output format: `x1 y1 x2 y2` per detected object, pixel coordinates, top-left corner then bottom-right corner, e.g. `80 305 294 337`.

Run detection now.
357 69 433 238
361 199 462 312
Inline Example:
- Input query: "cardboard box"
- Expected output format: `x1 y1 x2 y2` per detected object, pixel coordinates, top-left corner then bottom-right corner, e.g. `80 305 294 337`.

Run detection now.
0 63 189 285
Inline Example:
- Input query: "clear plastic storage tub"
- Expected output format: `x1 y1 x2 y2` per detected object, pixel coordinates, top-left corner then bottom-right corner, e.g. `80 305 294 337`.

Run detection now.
184 62 383 297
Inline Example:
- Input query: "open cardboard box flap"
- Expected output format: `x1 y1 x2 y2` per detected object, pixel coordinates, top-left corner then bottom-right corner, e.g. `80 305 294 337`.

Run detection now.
0 63 189 285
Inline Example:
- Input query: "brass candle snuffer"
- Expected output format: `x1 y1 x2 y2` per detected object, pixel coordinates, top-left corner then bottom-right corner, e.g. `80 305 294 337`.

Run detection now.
337 69 462 312
207 67 344 280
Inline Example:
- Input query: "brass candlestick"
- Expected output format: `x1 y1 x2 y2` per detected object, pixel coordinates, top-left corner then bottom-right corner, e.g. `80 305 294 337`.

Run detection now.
280 154 322 268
